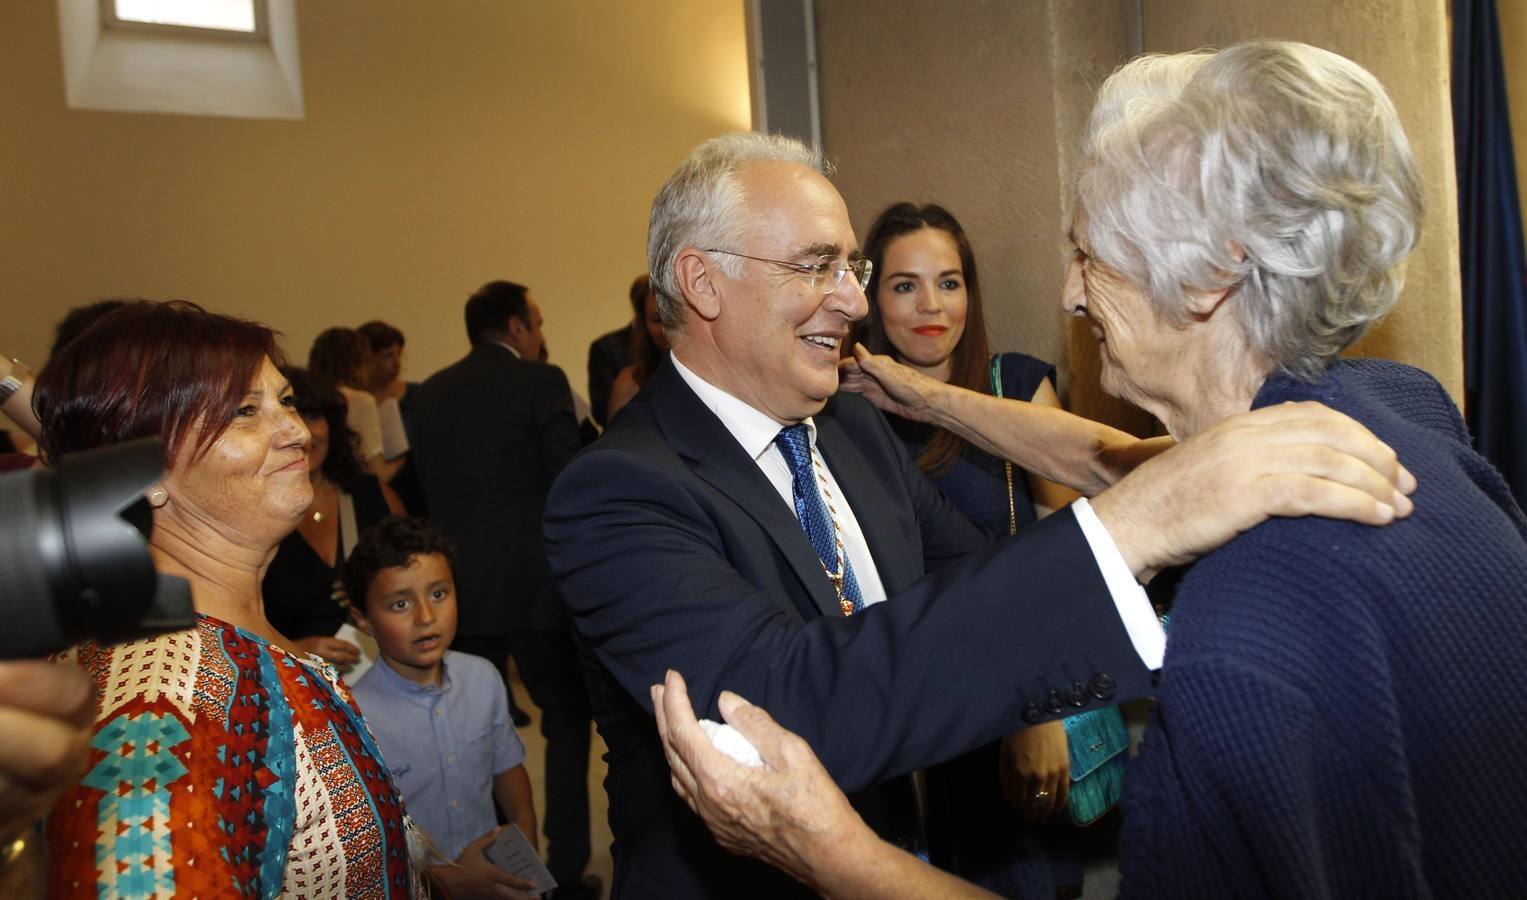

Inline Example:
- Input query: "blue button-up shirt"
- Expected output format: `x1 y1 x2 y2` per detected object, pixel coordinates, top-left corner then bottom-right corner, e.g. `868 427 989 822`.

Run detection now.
351 650 527 859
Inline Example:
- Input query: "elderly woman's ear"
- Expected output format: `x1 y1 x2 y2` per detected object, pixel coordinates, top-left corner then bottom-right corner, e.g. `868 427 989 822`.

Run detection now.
1183 284 1235 320
1183 240 1248 319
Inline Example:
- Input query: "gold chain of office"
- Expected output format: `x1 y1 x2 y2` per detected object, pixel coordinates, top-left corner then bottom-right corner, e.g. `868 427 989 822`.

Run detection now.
807 448 855 617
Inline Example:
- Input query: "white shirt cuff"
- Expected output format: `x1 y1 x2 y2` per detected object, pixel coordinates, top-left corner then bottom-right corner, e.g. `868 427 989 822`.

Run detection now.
1070 497 1166 670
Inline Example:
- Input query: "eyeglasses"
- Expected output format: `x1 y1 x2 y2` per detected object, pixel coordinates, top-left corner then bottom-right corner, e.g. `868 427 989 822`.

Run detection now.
704 249 874 295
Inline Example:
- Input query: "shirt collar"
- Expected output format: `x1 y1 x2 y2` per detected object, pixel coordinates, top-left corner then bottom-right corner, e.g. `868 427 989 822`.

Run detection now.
370 651 454 695
670 352 817 462
491 340 522 359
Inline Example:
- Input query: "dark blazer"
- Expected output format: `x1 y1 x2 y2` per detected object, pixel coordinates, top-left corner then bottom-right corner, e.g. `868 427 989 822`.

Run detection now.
544 361 1154 898
413 342 581 635
586 324 633 428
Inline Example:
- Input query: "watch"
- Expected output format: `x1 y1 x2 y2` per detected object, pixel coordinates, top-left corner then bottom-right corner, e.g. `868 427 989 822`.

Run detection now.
0 361 23 405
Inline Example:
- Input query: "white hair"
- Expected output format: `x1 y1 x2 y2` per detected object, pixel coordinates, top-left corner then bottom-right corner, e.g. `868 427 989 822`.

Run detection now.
646 132 827 330
1077 40 1424 380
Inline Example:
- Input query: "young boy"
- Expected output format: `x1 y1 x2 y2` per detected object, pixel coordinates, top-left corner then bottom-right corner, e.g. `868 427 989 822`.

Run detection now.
345 516 539 898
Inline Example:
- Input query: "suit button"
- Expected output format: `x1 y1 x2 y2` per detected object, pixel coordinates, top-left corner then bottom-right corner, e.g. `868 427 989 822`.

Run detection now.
1021 702 1043 724
1089 673 1117 701
1044 689 1065 714
1065 681 1088 707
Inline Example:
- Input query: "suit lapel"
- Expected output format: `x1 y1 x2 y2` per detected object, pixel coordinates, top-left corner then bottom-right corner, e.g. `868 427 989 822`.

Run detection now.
814 407 921 593
649 364 845 619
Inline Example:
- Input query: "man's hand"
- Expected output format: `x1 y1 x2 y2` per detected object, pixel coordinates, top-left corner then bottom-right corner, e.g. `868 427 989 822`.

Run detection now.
998 722 1070 824
1091 401 1417 575
651 670 867 888
837 344 946 422
0 660 95 844
431 828 540 899
293 635 361 672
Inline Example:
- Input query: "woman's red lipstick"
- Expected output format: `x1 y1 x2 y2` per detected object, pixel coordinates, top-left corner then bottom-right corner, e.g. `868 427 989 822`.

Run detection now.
912 326 947 336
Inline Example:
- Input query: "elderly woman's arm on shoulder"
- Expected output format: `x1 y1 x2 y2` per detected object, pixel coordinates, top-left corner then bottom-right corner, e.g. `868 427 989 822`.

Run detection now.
841 345 1169 495
842 347 1417 577
651 670 999 900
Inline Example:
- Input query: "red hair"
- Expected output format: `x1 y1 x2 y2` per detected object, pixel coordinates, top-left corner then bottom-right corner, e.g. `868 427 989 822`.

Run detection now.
34 300 284 469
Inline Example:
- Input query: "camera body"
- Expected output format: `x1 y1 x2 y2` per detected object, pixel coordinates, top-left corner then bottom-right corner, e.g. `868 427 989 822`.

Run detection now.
0 438 194 658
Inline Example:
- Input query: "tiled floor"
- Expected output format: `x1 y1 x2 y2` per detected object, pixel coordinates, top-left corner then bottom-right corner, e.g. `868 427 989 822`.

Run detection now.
508 669 614 900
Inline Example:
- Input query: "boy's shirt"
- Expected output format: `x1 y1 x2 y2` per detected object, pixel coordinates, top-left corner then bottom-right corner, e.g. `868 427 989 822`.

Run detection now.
352 649 527 859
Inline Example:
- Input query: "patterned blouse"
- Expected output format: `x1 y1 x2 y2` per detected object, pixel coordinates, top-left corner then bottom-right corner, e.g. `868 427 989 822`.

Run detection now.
47 615 418 899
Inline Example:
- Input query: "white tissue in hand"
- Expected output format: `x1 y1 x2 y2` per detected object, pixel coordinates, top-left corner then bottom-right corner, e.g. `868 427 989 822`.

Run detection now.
698 719 764 768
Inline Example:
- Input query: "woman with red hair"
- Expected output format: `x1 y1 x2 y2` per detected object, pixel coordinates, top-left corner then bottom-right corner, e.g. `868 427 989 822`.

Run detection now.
35 301 418 898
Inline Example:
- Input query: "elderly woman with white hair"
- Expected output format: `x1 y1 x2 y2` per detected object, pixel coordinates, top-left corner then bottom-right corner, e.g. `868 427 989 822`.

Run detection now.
648 40 1527 899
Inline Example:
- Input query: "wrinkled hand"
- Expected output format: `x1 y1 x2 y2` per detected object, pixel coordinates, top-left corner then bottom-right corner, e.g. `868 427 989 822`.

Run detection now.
432 827 539 899
1091 401 1417 575
838 344 944 421
0 660 96 844
998 722 1069 823
294 635 361 672
651 670 866 887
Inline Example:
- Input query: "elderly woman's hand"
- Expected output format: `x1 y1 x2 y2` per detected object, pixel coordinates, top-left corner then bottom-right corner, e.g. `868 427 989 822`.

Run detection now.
650 670 867 889
838 344 945 421
0 660 95 844
652 671 1003 900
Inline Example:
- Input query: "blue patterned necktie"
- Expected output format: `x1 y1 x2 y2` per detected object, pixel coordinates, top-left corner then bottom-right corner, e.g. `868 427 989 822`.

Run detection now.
774 424 863 615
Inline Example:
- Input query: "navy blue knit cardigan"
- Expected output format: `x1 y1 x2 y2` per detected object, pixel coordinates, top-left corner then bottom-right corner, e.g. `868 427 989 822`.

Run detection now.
1119 359 1527 899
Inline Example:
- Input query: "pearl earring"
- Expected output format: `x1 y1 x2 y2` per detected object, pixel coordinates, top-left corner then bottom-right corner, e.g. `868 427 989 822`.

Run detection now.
148 489 168 508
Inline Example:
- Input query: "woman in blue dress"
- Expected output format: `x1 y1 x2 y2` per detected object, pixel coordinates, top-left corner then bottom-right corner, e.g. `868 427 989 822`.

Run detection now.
859 202 1086 899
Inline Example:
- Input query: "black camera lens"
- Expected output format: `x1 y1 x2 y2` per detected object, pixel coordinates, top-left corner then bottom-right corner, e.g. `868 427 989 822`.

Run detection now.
0 438 194 658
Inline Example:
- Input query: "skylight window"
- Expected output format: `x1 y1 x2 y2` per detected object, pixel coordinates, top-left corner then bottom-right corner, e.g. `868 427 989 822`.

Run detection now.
104 0 265 38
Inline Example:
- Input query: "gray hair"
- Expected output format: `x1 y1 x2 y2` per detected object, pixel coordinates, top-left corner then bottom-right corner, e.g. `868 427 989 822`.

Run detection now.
646 132 827 331
1077 41 1424 380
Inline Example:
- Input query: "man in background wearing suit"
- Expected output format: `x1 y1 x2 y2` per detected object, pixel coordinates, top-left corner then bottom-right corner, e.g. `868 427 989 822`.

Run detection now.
543 134 1413 899
586 318 632 430
412 281 598 900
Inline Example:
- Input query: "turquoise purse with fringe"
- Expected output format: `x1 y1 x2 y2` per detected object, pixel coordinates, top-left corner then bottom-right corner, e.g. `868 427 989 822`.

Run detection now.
990 355 1131 826
1060 707 1130 825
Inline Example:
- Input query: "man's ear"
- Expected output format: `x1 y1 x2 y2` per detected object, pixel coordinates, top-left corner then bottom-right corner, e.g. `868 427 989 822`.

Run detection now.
506 315 528 340
674 248 722 322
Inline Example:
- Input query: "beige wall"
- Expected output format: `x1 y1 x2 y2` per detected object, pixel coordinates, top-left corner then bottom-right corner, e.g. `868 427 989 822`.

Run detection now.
816 0 1136 426
0 1 749 420
817 0 1461 432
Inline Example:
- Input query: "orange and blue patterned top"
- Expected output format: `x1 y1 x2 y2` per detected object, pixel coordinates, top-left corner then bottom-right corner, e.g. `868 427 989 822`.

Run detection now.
46 615 418 898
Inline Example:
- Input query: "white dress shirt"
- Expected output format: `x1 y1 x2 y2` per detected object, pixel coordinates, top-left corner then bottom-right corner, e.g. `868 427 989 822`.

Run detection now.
670 353 1164 668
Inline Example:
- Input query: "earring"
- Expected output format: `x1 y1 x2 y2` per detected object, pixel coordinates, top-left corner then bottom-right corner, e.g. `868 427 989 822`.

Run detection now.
148 489 168 508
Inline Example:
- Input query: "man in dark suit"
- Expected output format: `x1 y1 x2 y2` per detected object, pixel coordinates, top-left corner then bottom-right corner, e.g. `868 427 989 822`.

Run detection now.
586 321 632 430
412 281 598 899
543 135 1414 899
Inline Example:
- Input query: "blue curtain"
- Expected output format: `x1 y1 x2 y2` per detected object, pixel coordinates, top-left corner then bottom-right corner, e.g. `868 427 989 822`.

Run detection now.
1453 0 1527 509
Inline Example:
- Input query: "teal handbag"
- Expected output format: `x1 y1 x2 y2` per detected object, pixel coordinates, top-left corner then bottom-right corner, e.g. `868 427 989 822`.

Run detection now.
990 354 1131 826
1060 707 1130 825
